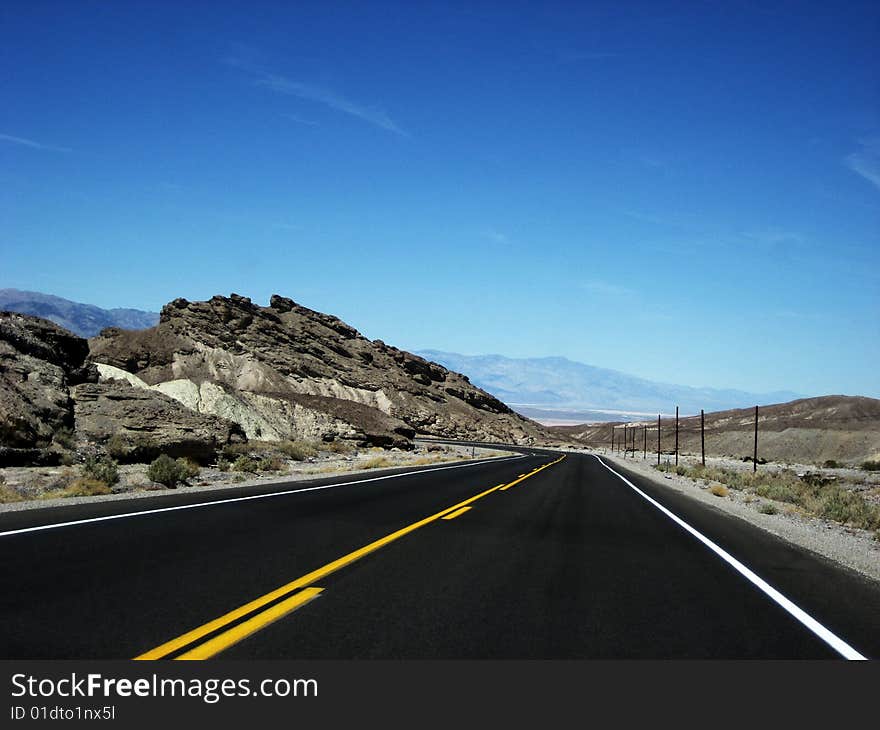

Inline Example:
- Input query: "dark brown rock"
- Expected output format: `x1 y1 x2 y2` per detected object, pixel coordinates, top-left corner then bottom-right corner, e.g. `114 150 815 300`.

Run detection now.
72 381 245 463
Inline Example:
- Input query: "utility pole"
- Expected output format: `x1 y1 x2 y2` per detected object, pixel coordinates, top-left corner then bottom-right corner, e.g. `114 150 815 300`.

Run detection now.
675 406 679 466
623 425 627 458
656 414 661 465
701 409 705 467
643 424 647 459
611 426 614 455
753 405 759 473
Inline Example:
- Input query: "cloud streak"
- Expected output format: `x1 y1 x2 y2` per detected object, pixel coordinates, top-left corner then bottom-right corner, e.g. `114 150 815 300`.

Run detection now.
846 139 880 192
257 74 407 136
0 133 71 153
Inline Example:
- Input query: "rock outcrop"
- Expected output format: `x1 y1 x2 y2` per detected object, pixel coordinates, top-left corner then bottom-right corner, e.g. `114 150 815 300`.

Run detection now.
0 312 96 465
0 311 243 465
72 381 245 463
89 294 547 446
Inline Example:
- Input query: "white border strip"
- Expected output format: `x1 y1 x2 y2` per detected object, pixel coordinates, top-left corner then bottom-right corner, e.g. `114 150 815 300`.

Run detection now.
0 455 524 539
593 456 867 661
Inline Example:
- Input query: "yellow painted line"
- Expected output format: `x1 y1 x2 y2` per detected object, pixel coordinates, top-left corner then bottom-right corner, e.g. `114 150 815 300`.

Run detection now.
500 455 565 491
176 587 323 661
135 454 566 660
442 506 472 520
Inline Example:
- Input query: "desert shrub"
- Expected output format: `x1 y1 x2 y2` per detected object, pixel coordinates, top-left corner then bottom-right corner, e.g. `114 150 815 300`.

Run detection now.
216 457 231 472
82 455 119 486
708 484 729 497
860 461 880 472
232 456 260 473
146 454 195 488
361 457 393 470
279 441 318 461
809 487 880 530
53 426 76 450
42 478 111 499
257 456 285 472
323 440 355 454
177 458 201 481
758 503 778 515
823 460 841 469
754 482 800 505
106 434 130 460
0 482 24 503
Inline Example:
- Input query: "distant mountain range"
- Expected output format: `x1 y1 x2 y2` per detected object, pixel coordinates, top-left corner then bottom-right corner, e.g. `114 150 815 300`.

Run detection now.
0 289 159 337
416 350 804 422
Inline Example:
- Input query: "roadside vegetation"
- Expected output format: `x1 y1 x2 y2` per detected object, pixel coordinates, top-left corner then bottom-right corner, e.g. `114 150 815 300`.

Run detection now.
146 454 200 488
654 462 880 535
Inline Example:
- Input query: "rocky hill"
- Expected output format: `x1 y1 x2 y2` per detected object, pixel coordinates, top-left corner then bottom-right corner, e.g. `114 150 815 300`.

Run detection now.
0 312 241 466
550 396 880 466
87 294 546 448
0 289 159 338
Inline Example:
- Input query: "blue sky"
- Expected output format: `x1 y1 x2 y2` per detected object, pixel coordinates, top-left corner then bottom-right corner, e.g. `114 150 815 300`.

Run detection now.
2 1 878 397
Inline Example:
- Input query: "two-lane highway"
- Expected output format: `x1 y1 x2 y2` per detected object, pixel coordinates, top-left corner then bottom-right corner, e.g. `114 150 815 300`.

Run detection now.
1 449 878 659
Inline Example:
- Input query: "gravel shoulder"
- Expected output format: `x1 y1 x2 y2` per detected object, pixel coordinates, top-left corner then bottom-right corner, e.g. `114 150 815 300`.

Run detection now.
0 443 511 514
575 448 880 585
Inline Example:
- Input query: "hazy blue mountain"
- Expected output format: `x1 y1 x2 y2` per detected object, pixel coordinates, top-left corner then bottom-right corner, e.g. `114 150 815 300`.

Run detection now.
416 350 804 419
0 289 159 338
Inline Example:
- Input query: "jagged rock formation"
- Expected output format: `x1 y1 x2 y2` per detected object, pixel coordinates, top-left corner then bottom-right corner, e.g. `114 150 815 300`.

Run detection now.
89 294 546 446
0 312 95 465
0 311 242 465
72 381 245 463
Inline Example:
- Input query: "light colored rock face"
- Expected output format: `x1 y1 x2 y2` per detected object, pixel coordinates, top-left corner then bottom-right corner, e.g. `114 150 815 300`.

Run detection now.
88 293 547 446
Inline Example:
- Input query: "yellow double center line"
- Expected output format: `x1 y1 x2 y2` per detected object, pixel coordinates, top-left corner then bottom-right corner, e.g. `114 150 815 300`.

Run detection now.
134 454 565 660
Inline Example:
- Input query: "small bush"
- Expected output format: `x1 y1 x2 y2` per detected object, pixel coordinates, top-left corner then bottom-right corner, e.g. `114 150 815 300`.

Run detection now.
216 457 231 472
53 426 76 449
323 440 355 454
361 456 393 470
860 461 880 472
146 454 196 488
82 455 119 486
708 484 729 498
0 482 24 503
232 456 260 473
279 441 318 461
257 456 285 472
42 478 112 499
106 434 130 460
823 460 841 469
758 503 778 515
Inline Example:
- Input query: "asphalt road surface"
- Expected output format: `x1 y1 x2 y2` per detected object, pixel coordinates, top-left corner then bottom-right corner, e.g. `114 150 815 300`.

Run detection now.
2 448 878 659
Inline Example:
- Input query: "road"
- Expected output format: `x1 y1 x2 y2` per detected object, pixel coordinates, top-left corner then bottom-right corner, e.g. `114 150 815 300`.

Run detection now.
1 448 878 659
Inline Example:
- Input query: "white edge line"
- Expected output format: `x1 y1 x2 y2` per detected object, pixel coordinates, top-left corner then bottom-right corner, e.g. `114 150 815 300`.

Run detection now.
593 455 867 661
0 455 525 539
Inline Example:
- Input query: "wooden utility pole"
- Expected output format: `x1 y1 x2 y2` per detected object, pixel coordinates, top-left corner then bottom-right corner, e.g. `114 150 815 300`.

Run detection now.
643 425 647 459
611 426 614 455
656 414 661 465
675 406 679 466
753 405 759 472
623 425 628 458
701 409 705 467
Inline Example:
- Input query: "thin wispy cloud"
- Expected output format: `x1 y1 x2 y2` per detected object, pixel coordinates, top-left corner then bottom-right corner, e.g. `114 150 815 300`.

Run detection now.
846 139 880 192
258 75 407 136
0 133 71 153
742 229 805 247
